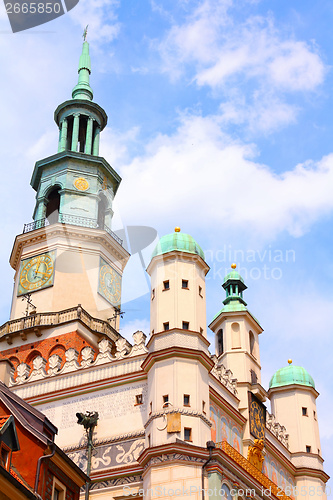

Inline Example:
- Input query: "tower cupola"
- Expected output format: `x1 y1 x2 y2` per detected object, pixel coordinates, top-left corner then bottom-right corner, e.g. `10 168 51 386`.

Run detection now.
222 263 248 311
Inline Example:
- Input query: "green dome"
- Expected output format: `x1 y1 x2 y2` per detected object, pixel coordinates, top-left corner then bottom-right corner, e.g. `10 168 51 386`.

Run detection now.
152 230 205 260
269 363 315 389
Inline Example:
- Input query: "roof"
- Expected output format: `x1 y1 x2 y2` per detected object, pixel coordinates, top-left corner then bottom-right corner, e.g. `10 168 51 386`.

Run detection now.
0 381 57 445
269 363 315 389
152 229 205 261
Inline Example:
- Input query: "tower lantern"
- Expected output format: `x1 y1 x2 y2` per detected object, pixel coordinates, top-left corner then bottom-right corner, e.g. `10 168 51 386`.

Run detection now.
9 39 129 325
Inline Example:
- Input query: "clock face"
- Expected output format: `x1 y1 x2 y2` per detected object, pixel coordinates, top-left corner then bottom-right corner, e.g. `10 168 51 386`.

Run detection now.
98 258 121 307
18 251 56 296
249 393 266 440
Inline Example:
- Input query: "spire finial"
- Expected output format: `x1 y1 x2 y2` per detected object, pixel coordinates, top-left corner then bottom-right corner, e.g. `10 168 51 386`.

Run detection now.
83 25 88 42
72 35 93 101
288 359 292 365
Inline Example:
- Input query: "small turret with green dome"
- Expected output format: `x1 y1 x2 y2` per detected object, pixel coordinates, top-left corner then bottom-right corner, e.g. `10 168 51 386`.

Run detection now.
152 227 205 261
269 359 315 389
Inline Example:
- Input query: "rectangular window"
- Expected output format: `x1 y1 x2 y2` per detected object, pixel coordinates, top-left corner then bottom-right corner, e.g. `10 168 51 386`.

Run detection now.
151 288 155 300
202 401 206 414
182 321 189 330
0 444 10 470
302 407 308 416
313 411 317 420
148 434 151 447
52 478 66 500
199 286 203 297
149 402 152 414
163 395 169 406
163 280 170 290
183 394 190 406
184 428 192 442
306 445 311 453
182 279 189 289
135 394 143 405
163 322 169 331
200 327 203 334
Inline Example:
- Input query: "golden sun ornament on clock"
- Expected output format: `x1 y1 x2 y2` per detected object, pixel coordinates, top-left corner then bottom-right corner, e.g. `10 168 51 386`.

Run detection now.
18 251 56 296
98 257 121 307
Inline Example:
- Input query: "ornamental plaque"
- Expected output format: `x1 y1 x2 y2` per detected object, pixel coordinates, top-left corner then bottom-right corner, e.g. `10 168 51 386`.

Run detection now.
74 177 89 191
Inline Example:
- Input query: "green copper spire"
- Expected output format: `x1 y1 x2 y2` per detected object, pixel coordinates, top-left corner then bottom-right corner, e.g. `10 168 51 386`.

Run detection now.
72 38 93 101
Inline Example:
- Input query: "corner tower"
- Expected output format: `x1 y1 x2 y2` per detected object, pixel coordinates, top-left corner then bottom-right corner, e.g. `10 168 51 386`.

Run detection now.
268 361 327 499
9 39 129 325
147 227 209 336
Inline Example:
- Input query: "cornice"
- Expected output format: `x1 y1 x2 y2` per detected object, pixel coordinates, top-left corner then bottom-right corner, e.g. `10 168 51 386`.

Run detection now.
141 346 215 373
209 309 263 334
268 384 319 399
10 223 129 271
146 250 210 276
137 442 208 469
146 328 211 350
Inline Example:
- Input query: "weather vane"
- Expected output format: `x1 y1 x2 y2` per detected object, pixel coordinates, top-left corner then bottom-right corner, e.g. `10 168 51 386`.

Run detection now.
83 25 88 42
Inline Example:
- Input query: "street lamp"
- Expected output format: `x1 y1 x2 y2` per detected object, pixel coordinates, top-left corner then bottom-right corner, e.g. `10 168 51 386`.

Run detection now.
76 411 99 500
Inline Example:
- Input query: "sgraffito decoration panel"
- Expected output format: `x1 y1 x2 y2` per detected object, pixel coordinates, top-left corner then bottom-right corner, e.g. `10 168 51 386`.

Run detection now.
263 451 295 498
40 382 148 432
67 438 145 473
210 401 243 453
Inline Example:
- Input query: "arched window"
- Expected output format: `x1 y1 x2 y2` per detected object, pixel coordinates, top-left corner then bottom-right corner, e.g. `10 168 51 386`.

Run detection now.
249 330 255 356
97 193 107 228
217 329 223 356
221 483 232 500
46 187 60 224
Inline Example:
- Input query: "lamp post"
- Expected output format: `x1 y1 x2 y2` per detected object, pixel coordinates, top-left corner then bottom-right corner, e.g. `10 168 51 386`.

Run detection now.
76 411 99 500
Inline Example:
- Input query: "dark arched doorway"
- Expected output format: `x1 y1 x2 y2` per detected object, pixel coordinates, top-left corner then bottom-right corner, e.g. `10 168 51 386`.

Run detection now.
97 193 107 229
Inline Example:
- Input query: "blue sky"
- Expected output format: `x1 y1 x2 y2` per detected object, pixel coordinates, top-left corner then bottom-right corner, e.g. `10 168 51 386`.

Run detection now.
0 0 332 484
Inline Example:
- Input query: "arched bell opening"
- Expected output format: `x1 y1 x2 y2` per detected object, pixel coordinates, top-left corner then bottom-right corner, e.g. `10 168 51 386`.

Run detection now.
78 115 88 153
97 193 108 229
46 187 61 224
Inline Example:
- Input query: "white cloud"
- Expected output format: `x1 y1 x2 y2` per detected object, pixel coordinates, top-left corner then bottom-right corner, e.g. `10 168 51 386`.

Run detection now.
114 113 333 240
119 318 150 341
68 0 121 44
156 1 325 132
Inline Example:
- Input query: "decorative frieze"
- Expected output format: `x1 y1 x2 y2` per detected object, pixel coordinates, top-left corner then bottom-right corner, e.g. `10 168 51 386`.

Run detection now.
211 357 238 395
67 438 145 473
266 412 289 449
90 475 143 490
9 330 149 387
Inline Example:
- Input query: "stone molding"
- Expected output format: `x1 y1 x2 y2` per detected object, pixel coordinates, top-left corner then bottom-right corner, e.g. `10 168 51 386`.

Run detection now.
90 475 143 490
143 453 205 472
63 430 145 452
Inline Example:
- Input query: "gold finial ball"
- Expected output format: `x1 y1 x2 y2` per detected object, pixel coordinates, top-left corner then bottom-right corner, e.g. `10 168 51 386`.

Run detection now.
175 227 181 232
231 263 237 269
288 359 292 365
